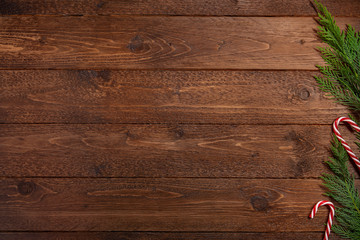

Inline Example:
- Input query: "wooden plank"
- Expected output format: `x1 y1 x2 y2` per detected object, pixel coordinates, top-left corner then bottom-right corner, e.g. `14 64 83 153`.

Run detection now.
0 0 359 17
3 124 354 178
0 232 342 240
0 70 347 124
0 16 359 70
0 178 335 231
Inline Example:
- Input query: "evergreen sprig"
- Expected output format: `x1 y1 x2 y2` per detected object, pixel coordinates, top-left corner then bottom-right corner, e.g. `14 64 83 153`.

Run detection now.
314 1 360 239
314 0 360 110
322 137 360 239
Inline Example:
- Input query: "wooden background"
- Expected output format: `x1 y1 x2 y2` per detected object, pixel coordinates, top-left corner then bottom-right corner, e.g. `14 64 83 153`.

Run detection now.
1 0 359 239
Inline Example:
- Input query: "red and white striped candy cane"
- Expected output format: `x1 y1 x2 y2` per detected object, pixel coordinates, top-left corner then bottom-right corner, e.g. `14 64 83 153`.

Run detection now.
333 116 360 170
310 117 360 239
309 200 335 240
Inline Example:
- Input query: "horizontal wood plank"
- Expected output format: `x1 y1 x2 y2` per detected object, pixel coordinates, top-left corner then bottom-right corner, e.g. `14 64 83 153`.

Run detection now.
0 232 342 240
3 124 357 178
0 0 359 17
0 178 335 231
0 17 359 70
0 70 347 124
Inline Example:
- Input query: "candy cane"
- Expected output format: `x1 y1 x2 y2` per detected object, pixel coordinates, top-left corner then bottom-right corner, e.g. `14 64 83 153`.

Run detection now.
309 200 335 240
309 117 360 240
333 116 360 170
310 117 360 239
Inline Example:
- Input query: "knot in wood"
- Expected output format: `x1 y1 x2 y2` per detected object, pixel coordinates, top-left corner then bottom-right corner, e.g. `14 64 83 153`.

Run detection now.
298 88 310 100
250 195 269 212
174 127 184 139
96 1 105 8
18 181 36 195
127 35 145 52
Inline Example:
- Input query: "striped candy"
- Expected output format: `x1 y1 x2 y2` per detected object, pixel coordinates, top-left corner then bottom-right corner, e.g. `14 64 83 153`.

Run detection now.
333 116 360 170
310 117 360 240
309 201 335 240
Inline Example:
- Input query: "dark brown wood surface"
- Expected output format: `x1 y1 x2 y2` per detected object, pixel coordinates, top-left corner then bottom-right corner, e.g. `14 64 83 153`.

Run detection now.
0 0 359 17
0 70 347 124
2 124 353 178
0 232 343 240
0 178 332 231
1 0 359 239
0 17 359 70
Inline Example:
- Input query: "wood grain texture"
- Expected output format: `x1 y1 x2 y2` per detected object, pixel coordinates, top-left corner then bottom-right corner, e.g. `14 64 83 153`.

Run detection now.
0 178 334 231
0 70 347 124
0 232 342 240
3 124 354 178
0 16 359 70
0 0 359 17
1 1 356 238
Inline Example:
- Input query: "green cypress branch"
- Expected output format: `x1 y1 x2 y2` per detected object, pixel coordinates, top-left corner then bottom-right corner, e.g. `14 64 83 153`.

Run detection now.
314 0 360 110
314 1 360 239
321 137 360 239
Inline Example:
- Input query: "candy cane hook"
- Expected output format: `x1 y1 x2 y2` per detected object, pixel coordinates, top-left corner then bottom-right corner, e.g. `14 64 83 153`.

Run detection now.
309 117 360 240
309 201 335 240
333 117 360 171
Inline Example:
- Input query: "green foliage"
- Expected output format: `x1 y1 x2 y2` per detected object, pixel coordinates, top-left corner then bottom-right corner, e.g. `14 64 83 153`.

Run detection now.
322 137 360 239
314 0 360 110
314 1 360 239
